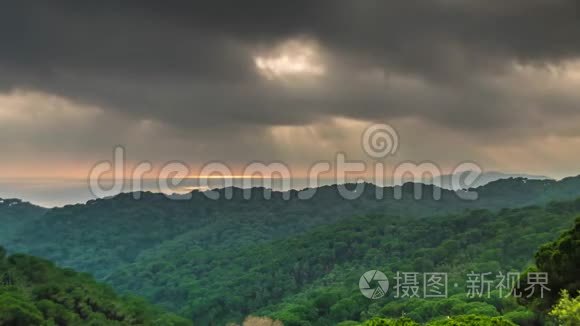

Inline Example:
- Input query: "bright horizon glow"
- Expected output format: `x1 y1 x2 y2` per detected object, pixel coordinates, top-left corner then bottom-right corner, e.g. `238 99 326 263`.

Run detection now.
186 175 284 179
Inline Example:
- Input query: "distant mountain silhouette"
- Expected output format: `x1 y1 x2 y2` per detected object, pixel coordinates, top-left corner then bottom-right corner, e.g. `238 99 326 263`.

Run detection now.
0 198 46 243
432 170 552 189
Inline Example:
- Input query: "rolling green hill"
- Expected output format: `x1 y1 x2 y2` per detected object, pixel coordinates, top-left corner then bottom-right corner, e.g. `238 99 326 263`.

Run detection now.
0 248 191 325
2 176 580 325
107 199 580 324
5 177 580 281
0 198 46 243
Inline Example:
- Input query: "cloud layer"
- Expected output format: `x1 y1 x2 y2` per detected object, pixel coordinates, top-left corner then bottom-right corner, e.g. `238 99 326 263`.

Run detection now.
1 0 580 179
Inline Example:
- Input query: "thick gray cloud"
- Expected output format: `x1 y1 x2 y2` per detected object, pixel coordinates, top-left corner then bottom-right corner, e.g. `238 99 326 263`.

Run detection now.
1 1 579 129
1 0 580 181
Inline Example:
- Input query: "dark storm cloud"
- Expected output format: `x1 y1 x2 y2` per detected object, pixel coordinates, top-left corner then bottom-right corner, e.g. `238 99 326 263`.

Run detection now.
1 0 580 133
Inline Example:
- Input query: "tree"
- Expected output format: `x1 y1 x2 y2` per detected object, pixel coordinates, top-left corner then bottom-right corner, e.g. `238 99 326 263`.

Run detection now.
518 217 580 309
549 290 580 326
0 292 44 325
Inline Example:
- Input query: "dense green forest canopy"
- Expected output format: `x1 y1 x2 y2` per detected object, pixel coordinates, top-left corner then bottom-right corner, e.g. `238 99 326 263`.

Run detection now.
1 177 580 325
516 215 580 319
4 177 580 280
0 248 191 325
2 206 577 325
355 216 580 326
0 198 46 242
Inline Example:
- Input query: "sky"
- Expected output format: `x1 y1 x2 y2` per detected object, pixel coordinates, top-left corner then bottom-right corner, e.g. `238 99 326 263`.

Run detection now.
1 1 580 206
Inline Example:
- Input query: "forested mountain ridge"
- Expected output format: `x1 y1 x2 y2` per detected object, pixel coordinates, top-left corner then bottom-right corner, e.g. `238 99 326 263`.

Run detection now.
0 248 191 325
0 198 46 222
107 198 580 324
0 198 46 243
2 201 578 324
356 215 580 325
4 176 580 280
433 171 551 190
1 176 580 325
